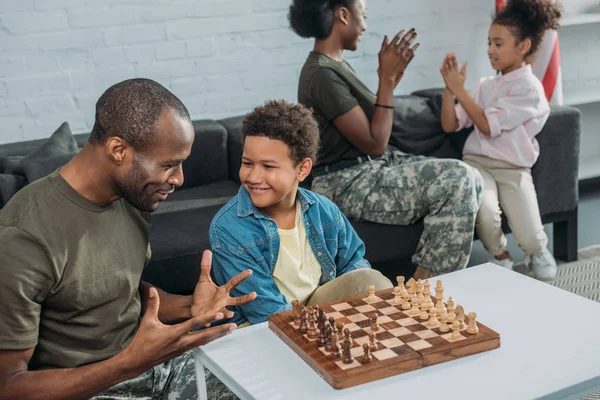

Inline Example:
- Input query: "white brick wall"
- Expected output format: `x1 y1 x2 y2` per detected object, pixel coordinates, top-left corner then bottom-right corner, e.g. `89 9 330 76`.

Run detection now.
0 0 597 146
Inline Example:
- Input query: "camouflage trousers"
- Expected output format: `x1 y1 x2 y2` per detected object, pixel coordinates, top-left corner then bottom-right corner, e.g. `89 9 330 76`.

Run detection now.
91 350 237 399
312 149 483 275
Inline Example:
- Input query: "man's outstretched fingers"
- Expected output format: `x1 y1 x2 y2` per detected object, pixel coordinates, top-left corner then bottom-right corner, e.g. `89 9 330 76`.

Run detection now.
143 287 161 321
182 323 237 348
224 269 253 292
227 291 257 306
198 250 213 283
177 312 225 334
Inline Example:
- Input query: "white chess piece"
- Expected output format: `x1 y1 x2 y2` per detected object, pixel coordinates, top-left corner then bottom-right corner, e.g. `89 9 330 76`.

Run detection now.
366 285 377 302
451 321 461 340
466 312 479 334
392 287 402 305
427 307 439 327
446 296 456 322
396 276 408 298
421 280 434 310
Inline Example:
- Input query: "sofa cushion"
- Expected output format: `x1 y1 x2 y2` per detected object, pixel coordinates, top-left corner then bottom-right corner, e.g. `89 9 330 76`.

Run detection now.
179 120 229 190
22 153 76 183
0 122 77 179
0 174 27 208
218 116 245 184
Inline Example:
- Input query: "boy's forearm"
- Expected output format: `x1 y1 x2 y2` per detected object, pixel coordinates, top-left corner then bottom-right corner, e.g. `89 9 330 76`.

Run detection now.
454 88 491 136
441 88 459 133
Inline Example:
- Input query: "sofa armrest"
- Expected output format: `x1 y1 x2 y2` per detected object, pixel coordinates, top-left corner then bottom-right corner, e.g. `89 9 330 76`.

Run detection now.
533 105 581 216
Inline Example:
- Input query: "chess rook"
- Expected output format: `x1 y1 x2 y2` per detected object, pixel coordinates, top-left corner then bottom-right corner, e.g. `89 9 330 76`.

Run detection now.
467 312 479 334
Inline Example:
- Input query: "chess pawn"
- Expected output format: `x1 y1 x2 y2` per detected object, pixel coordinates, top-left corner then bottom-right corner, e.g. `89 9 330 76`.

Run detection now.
427 307 439 328
366 284 377 302
299 307 308 334
419 308 429 321
439 321 450 333
401 296 411 310
368 332 378 351
451 320 461 340
391 286 402 305
362 343 373 363
466 312 479 335
329 316 336 331
409 298 421 316
370 314 379 332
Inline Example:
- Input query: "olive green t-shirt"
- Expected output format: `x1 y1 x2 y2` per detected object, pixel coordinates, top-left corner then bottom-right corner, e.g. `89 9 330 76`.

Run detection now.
298 51 377 167
0 170 151 370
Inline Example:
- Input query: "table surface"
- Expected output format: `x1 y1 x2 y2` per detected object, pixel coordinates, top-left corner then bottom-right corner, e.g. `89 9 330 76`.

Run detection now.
194 263 600 400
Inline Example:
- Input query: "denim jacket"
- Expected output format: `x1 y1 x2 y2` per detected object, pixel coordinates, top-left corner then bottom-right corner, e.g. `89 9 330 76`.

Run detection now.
210 186 371 325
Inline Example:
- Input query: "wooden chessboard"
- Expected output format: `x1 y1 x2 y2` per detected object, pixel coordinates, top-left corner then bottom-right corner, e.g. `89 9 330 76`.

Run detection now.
268 287 500 389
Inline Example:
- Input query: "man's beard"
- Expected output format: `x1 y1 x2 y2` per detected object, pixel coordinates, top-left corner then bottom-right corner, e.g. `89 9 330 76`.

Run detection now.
118 159 156 212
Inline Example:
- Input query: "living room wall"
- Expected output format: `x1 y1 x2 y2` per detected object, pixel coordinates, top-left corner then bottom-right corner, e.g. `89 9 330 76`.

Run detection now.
0 0 496 144
4 2 594 152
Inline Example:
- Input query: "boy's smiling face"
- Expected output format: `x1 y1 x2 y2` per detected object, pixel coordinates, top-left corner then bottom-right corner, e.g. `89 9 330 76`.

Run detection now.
240 135 311 215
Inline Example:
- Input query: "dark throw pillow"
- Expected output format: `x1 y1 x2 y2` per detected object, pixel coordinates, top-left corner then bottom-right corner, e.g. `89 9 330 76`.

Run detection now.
1 122 78 182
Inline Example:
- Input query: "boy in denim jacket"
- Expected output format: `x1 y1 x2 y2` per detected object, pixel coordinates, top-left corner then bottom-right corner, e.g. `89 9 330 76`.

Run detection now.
210 100 392 325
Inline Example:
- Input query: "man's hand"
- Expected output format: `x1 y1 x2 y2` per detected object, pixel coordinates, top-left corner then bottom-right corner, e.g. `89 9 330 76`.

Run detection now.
191 250 257 323
440 52 467 95
118 287 236 379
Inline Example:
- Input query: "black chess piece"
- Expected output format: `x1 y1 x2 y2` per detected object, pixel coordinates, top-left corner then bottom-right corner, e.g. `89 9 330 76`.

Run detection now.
299 307 308 334
342 336 353 364
324 322 332 352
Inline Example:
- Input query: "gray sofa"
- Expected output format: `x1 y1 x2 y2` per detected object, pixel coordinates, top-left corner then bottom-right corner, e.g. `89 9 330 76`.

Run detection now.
0 89 581 294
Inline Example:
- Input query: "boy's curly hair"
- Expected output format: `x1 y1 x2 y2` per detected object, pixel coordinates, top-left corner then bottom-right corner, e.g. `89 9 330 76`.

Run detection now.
288 0 358 39
494 0 562 59
242 100 320 165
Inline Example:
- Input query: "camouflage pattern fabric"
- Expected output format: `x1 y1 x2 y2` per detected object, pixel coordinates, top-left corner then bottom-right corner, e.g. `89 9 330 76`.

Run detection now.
90 351 236 400
312 148 483 275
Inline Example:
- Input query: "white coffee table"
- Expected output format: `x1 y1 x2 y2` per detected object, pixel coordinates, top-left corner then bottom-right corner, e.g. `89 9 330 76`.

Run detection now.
194 263 600 400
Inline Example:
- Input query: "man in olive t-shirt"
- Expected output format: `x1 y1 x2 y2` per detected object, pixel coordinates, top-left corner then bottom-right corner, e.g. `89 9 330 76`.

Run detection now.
0 79 256 400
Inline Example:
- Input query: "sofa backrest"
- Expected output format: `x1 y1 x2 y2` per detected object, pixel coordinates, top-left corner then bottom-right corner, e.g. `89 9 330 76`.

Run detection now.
180 120 230 190
218 116 245 185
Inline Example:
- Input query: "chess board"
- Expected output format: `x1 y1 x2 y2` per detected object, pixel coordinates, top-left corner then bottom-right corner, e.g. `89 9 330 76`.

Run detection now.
268 287 500 389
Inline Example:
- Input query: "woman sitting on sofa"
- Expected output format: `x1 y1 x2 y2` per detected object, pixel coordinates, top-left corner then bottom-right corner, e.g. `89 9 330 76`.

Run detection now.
289 0 483 279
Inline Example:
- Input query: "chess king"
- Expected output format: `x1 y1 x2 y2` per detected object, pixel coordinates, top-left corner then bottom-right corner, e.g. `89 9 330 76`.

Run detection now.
209 100 393 326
